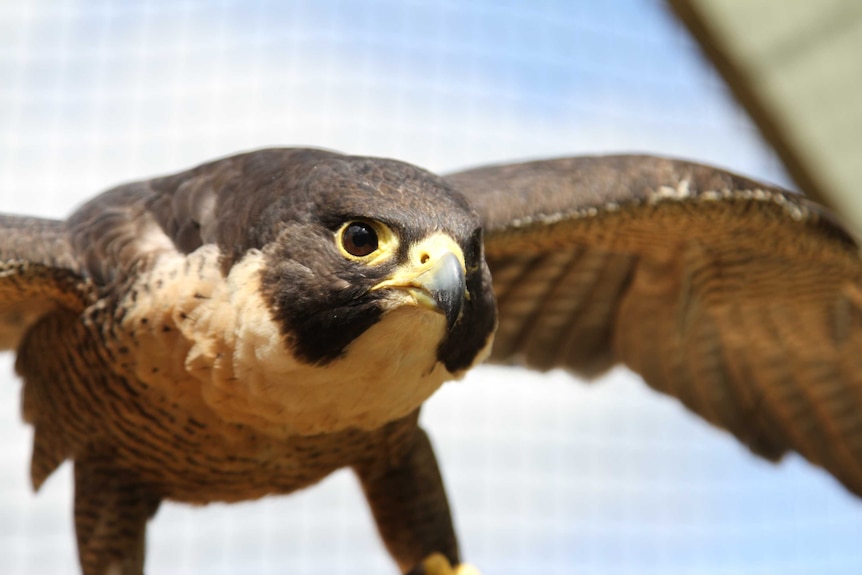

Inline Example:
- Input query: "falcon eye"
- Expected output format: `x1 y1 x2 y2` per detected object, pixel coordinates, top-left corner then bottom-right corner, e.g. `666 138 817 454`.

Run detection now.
341 222 379 257
336 220 397 264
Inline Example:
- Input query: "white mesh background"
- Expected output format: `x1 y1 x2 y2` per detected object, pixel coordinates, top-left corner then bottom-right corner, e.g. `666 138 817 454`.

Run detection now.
1 1 860 574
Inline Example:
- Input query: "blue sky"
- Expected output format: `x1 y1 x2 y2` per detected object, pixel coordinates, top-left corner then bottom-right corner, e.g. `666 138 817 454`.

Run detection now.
0 1 859 574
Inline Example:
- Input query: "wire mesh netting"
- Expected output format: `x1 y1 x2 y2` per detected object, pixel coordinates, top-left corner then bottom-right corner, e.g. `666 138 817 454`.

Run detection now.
1 1 860 574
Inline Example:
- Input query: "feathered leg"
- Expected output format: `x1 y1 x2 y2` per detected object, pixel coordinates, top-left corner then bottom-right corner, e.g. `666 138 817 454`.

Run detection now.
354 425 476 575
74 455 160 575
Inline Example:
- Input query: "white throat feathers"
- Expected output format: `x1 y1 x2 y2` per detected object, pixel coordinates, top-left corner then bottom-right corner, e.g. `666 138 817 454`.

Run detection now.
111 245 474 437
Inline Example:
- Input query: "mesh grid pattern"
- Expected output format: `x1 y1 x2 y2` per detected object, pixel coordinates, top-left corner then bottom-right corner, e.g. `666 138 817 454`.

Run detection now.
1 1 860 574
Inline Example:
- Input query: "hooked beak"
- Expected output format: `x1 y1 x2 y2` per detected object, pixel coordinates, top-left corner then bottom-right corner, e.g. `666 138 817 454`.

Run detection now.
371 233 467 331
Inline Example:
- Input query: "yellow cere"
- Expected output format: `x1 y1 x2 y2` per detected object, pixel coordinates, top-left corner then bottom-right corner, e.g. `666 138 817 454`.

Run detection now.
371 232 466 293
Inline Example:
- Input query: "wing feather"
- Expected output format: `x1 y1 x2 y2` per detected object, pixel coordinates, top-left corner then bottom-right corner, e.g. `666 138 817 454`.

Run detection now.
0 215 90 350
447 154 862 495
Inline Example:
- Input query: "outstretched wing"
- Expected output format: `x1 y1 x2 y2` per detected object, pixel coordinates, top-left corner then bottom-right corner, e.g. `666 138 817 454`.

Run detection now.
0 215 91 350
447 155 862 496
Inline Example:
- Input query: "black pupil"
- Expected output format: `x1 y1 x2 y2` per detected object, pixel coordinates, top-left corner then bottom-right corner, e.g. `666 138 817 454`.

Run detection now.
343 222 378 257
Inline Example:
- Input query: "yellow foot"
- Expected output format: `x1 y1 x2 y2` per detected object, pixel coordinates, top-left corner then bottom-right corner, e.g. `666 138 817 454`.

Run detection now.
419 552 481 575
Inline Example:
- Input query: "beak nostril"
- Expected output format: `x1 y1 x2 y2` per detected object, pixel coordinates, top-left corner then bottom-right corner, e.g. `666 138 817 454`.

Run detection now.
419 253 430 264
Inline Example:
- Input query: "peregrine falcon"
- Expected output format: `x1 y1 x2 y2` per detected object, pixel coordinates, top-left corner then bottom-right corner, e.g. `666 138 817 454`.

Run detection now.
2 149 861 575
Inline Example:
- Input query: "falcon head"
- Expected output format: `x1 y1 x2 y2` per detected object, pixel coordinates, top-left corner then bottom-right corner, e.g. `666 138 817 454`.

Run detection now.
173 149 498 435
251 150 497 368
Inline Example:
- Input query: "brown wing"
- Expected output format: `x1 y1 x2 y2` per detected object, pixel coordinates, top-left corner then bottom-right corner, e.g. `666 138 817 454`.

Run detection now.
0 215 91 350
447 155 862 496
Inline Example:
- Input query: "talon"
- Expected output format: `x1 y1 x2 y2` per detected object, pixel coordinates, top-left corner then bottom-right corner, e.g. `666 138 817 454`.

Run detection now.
416 552 481 575
421 553 451 574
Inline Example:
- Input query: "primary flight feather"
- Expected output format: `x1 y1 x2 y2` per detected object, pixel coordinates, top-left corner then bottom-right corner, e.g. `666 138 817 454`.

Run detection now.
1 148 860 575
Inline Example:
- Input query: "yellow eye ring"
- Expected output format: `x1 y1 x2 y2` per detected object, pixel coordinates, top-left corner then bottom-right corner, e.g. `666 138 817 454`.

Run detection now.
335 220 398 265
